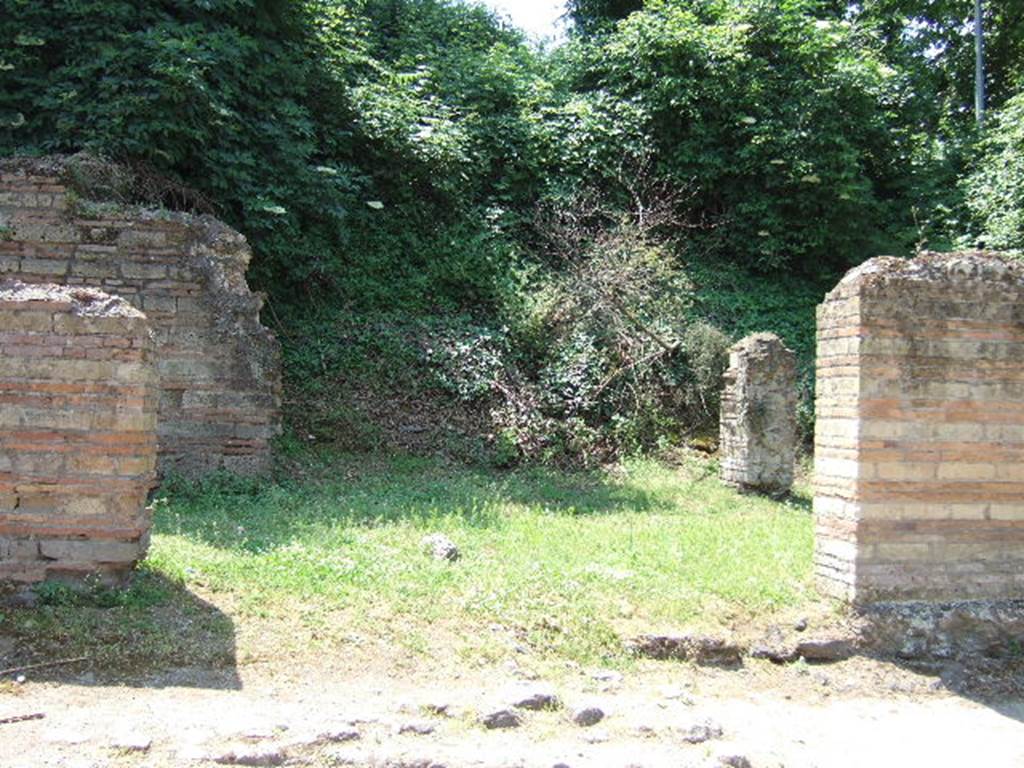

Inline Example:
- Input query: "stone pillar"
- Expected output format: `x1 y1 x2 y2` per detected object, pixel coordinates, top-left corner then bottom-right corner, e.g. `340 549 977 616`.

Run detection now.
0 282 158 583
815 252 1024 603
719 332 797 495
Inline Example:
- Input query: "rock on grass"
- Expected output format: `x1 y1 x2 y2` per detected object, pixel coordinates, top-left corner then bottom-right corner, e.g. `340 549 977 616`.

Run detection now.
678 718 724 744
479 708 522 729
627 634 744 667
421 533 460 562
572 706 605 727
212 747 287 766
503 683 561 711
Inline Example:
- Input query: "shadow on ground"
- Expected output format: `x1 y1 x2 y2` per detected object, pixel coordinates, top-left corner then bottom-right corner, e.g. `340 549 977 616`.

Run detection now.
879 654 1024 724
0 571 239 690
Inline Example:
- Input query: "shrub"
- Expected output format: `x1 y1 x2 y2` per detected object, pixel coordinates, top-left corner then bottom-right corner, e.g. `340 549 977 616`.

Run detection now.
478 185 731 465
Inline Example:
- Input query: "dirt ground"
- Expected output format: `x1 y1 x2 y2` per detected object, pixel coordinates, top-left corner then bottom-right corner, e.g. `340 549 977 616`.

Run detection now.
3 650 1023 768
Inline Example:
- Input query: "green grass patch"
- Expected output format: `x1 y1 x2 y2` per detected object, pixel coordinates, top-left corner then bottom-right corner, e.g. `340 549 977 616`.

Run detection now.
153 453 814 661
1 453 815 674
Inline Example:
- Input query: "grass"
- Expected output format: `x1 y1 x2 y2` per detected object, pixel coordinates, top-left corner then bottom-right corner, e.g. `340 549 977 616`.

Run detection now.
0 452 816 677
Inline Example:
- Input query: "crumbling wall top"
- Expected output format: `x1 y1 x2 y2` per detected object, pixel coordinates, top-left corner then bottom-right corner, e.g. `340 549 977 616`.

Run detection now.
1 154 281 477
729 331 793 359
829 251 1024 299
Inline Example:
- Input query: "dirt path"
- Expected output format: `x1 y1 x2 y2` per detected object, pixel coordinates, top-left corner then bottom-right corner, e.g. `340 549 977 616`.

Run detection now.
2 657 1023 768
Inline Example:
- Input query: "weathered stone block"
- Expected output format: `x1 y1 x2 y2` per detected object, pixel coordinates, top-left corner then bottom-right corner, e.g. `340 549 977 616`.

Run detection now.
719 333 797 495
814 252 1024 604
0 156 281 477
0 281 157 584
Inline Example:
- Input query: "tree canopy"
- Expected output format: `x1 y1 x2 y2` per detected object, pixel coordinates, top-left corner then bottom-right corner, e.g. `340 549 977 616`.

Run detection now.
2 0 1022 460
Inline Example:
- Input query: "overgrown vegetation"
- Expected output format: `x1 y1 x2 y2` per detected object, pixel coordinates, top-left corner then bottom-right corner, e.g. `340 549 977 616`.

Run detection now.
2 0 1022 462
963 92 1024 253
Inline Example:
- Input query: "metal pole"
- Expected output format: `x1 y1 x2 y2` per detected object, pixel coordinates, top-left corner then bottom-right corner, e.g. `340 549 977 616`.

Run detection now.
975 0 986 126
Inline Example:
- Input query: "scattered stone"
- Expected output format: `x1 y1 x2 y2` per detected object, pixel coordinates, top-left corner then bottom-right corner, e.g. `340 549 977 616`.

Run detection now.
678 718 724 744
213 747 287 767
590 669 623 685
748 641 798 664
421 703 450 717
581 727 609 744
398 721 436 736
315 727 361 744
572 706 605 727
240 726 281 742
659 686 695 704
796 638 856 663
110 733 152 753
52 759 102 768
44 729 90 745
421 534 460 562
628 634 745 667
175 740 209 762
717 756 753 768
479 708 522 730
503 682 561 711
794 618 808 633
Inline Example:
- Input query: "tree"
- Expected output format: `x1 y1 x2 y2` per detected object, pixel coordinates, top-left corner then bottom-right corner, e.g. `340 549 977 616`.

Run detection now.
566 0 644 34
845 0 1024 128
963 92 1024 251
542 0 932 273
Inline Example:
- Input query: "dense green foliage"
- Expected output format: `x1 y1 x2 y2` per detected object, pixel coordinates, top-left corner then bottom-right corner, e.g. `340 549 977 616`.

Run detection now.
566 0 644 32
547 0 923 272
2 0 1021 463
0 0 539 310
963 92 1024 252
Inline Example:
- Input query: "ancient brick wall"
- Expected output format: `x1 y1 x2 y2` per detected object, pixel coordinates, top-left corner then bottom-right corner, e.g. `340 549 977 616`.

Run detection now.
0 282 157 582
815 251 1024 603
0 157 281 476
719 333 797 495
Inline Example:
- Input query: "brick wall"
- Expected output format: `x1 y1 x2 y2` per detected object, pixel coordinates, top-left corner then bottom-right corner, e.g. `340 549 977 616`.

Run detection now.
0 157 281 476
815 252 1024 603
719 332 797 495
0 282 157 582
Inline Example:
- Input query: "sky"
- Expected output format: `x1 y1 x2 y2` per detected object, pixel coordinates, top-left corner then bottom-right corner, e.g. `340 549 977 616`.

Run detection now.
480 0 568 40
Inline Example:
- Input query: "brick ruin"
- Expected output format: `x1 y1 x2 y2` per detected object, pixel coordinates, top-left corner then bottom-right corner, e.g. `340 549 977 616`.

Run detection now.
815 251 1024 604
719 332 797 496
0 156 281 477
0 282 157 582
